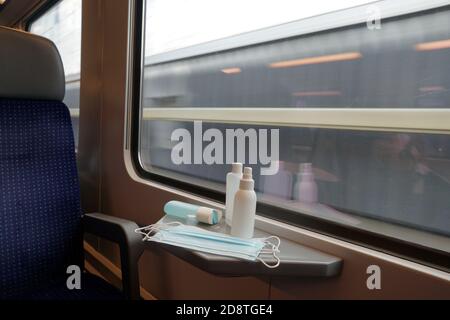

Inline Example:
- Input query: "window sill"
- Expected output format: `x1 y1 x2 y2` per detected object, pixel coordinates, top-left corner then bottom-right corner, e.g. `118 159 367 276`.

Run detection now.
141 215 343 278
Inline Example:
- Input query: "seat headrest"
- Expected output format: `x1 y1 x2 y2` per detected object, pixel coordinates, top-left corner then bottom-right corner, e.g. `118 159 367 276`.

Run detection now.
0 26 65 101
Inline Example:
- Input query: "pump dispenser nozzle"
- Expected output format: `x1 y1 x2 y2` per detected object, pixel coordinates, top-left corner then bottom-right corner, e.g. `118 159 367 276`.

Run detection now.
240 167 254 190
243 167 253 179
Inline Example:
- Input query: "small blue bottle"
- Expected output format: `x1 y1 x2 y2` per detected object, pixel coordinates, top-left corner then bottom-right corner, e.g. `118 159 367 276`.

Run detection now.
164 201 222 225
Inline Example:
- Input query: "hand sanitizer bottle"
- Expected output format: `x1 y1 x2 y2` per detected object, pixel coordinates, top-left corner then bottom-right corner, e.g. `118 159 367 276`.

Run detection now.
231 167 257 239
294 163 318 203
225 163 243 226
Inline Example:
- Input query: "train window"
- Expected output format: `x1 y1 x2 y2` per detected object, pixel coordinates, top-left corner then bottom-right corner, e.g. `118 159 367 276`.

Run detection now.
29 0 82 147
134 0 450 266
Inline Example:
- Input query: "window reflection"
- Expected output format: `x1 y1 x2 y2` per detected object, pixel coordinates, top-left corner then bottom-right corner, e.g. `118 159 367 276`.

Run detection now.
141 120 450 239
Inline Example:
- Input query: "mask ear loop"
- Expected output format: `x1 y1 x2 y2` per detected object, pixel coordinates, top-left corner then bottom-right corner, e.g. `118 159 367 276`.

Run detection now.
257 236 281 269
137 224 282 268
134 226 153 239
135 224 162 240
135 222 183 241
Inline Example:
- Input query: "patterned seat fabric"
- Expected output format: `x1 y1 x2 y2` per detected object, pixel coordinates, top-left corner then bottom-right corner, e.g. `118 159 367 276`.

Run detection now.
0 98 82 299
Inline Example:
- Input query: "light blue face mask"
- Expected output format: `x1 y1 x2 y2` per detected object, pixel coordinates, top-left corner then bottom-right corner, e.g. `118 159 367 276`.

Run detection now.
135 222 281 268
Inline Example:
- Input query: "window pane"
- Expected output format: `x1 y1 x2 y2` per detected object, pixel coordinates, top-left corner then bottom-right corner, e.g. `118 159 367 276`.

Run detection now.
139 0 450 254
145 0 373 56
140 120 450 253
142 1 450 109
30 0 82 147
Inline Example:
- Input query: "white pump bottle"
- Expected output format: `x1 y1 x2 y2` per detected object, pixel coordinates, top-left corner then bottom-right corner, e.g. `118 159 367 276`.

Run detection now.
231 167 257 239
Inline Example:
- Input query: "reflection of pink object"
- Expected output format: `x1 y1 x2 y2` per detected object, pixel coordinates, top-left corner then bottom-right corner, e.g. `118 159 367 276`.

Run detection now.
261 161 292 199
295 163 318 203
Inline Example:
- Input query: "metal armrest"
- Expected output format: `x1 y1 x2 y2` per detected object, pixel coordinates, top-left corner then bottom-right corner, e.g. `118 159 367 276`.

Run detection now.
83 213 144 300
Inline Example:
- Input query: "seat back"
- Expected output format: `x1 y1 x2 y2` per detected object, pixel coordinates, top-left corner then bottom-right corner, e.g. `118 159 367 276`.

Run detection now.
0 26 82 299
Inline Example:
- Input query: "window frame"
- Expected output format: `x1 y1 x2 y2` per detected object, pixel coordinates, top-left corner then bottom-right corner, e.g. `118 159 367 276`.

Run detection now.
129 0 450 271
25 0 62 31
0 0 9 14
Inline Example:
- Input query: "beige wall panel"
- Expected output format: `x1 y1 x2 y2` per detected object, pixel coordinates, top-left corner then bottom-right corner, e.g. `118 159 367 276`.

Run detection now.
267 229 450 299
78 0 104 214
271 262 450 299
139 250 270 300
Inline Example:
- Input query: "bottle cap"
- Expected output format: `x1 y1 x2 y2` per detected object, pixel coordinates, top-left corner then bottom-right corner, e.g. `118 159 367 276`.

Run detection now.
196 207 222 225
300 163 313 174
239 178 254 191
232 163 243 174
298 163 315 182
243 167 253 179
